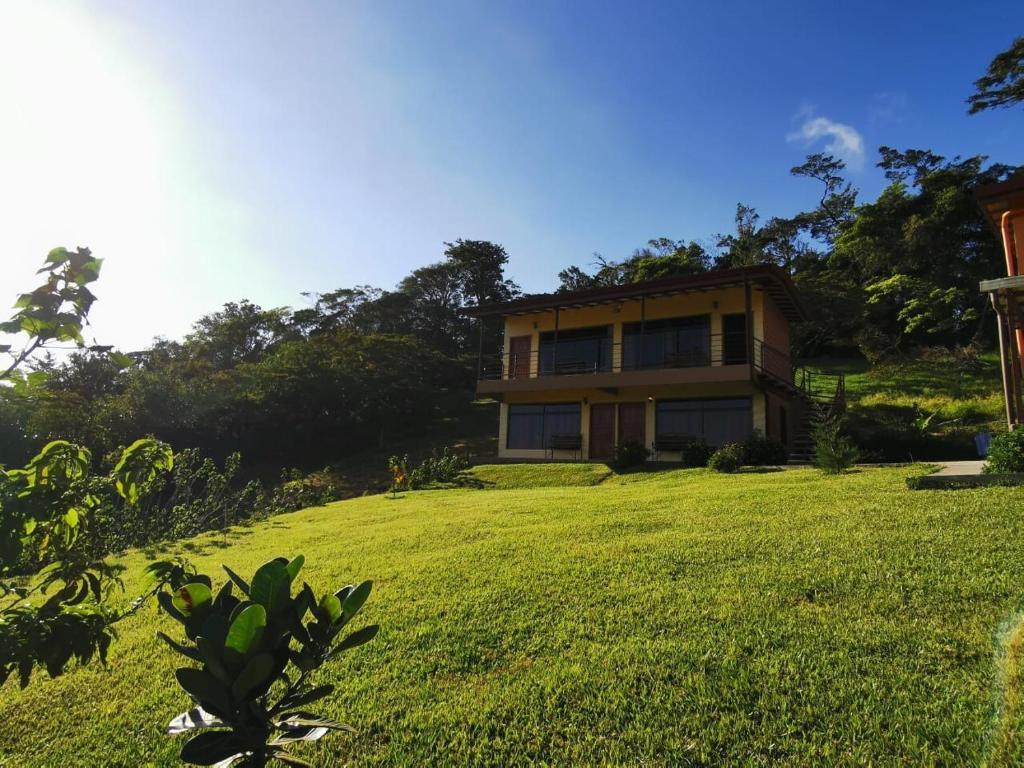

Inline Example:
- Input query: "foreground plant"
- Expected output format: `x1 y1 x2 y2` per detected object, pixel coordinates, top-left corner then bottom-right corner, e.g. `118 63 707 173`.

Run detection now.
812 418 860 474
0 438 177 687
158 555 378 767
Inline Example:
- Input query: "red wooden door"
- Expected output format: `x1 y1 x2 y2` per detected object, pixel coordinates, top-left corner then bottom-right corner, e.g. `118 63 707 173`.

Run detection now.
509 336 531 378
589 404 616 460
618 403 646 446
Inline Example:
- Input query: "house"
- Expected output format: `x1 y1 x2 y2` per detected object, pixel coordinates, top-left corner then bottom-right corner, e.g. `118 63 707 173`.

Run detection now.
975 175 1024 429
466 264 841 462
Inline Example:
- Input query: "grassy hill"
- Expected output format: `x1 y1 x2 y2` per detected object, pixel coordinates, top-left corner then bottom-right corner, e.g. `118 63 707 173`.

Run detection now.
3 464 1024 766
806 351 1005 460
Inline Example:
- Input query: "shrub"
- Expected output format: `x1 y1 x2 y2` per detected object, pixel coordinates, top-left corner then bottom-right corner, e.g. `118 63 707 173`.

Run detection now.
387 455 410 495
680 439 713 468
157 554 377 767
742 430 788 466
613 440 649 469
708 443 745 473
984 428 1024 474
408 447 470 488
812 419 860 474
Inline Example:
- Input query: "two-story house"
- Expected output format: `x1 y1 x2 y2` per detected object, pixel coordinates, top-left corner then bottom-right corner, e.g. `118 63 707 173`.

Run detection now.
467 265 814 462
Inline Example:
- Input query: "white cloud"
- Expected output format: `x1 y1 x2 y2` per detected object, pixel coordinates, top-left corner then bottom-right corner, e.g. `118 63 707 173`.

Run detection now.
787 113 865 170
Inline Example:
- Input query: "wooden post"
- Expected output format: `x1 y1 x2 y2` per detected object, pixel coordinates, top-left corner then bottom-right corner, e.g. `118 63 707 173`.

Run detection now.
744 280 754 374
1006 295 1024 426
552 306 560 374
994 295 1016 428
477 316 485 380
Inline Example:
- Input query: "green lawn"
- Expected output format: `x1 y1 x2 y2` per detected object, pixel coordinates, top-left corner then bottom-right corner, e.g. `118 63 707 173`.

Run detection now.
3 464 1024 766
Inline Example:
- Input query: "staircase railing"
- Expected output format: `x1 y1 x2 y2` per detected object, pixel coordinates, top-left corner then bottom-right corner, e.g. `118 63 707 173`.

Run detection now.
793 365 846 417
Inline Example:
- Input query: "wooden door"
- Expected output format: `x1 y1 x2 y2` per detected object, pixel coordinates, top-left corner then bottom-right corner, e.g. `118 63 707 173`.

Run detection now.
618 403 646 447
509 336 531 378
589 404 616 460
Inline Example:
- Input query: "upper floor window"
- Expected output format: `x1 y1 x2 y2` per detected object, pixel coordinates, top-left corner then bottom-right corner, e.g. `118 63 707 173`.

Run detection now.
622 315 710 370
539 325 612 375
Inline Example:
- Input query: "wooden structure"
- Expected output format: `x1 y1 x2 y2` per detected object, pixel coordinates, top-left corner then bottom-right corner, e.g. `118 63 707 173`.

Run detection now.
976 176 1024 429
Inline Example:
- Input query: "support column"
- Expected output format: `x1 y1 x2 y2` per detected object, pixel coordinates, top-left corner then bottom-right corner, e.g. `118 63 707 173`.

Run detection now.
744 280 754 375
552 306 560 375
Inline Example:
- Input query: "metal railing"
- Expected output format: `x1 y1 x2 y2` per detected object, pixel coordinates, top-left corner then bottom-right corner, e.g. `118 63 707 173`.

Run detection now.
480 332 790 381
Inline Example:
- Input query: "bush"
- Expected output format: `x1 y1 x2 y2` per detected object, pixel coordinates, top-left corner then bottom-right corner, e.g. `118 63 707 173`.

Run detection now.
812 419 860 474
680 439 713 468
409 447 470 488
613 440 649 469
157 554 377 766
984 428 1024 473
708 443 745 473
742 430 788 466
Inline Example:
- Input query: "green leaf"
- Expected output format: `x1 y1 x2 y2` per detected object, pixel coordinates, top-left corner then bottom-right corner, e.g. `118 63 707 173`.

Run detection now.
285 554 304 583
179 730 244 766
172 583 213 617
275 712 355 734
278 684 334 711
250 560 291 616
156 632 203 662
62 507 80 527
224 603 266 658
175 668 231 716
341 580 372 622
231 651 275 700
166 707 225 734
318 594 342 625
222 565 251 597
45 247 70 263
329 624 379 657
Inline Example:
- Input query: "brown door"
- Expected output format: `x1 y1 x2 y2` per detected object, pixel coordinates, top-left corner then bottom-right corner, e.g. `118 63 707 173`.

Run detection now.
509 336 531 378
589 404 616 460
618 403 646 446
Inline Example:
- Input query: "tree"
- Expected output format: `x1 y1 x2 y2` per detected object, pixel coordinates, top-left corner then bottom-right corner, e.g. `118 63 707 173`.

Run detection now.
0 247 109 381
832 148 1016 354
186 301 292 370
968 36 1024 114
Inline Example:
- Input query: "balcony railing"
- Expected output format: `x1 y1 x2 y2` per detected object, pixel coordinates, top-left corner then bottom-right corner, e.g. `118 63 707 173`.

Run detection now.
480 332 793 383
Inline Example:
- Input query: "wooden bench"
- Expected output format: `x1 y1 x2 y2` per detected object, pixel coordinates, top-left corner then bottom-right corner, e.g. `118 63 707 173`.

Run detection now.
653 434 696 461
547 433 583 460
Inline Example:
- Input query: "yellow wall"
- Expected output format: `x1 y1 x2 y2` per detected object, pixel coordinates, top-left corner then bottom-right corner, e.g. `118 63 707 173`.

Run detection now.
497 383 767 461
501 286 767 375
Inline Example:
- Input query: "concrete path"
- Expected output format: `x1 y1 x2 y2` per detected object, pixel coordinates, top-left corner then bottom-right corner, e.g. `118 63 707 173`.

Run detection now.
932 460 985 476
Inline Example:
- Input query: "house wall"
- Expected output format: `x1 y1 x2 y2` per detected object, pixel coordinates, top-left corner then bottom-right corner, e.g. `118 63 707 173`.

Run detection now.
501 286 769 373
497 382 768 461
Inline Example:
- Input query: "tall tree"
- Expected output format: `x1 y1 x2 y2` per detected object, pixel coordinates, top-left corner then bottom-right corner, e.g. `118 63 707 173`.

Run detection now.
968 36 1024 113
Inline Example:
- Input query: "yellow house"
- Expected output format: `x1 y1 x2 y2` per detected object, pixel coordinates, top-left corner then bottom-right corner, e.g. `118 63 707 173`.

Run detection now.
467 265 830 462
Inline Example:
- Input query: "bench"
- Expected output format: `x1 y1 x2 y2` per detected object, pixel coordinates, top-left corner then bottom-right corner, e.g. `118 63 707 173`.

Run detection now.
653 433 696 460
547 433 583 460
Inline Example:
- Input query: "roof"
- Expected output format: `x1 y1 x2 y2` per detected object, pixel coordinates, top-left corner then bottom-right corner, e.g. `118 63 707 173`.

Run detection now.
464 264 807 322
974 173 1024 235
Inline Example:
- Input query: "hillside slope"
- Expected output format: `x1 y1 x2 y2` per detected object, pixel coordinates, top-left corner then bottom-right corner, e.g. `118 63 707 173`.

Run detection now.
2 465 1023 765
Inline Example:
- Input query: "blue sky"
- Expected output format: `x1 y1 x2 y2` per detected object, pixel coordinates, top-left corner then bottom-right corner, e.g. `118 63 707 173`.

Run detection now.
1 1 1021 350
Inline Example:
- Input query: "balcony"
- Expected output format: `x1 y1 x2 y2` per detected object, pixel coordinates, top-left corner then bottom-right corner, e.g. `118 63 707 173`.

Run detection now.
476 332 794 395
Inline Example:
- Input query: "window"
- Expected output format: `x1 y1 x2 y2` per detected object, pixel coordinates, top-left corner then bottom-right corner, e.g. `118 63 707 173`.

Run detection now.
655 398 752 447
539 326 612 375
507 403 581 449
622 315 710 370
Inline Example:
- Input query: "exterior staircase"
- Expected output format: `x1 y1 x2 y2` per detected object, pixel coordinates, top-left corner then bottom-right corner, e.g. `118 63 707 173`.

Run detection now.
787 368 846 465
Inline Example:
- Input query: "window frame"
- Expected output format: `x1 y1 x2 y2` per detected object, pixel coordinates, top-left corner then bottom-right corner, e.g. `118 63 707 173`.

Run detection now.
506 402 582 450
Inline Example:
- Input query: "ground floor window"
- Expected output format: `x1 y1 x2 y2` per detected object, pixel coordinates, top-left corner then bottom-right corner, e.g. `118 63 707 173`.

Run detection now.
655 398 752 447
507 403 581 449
